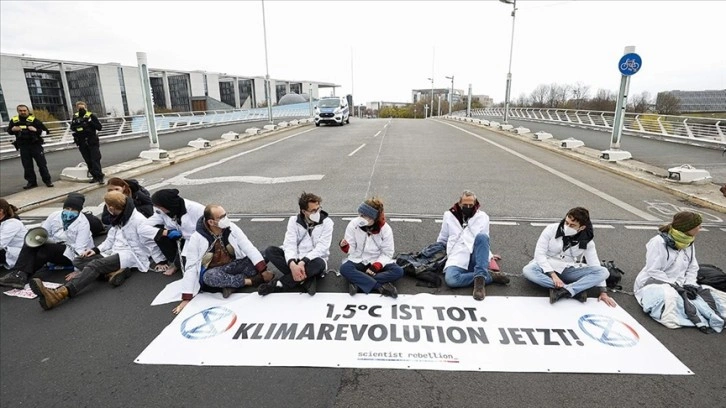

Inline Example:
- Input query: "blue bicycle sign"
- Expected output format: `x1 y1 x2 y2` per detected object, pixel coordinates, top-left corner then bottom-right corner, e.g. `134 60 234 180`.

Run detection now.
618 52 642 76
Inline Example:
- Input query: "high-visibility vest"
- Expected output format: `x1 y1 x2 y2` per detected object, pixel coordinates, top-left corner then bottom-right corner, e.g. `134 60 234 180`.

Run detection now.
11 115 36 130
73 111 93 132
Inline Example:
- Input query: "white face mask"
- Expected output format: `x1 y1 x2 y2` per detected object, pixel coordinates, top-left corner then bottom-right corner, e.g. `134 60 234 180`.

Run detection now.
563 225 579 236
308 211 321 223
217 216 231 229
355 216 370 227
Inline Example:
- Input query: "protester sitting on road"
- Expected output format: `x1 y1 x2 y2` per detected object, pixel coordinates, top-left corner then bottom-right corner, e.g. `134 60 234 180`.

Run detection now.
102 178 153 225
0 193 93 289
147 189 205 276
522 207 615 307
0 199 27 273
173 204 274 314
259 192 334 297
30 191 160 310
438 190 509 300
339 198 403 298
633 211 725 334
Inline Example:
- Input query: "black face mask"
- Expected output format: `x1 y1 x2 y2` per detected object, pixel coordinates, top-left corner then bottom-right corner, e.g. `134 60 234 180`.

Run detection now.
461 207 474 218
78 109 87 116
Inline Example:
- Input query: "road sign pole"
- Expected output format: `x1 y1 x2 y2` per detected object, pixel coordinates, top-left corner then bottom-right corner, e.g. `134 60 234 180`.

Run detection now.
610 74 631 149
601 46 641 162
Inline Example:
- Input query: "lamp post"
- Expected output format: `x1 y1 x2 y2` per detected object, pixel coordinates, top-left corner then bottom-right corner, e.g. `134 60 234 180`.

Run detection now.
445 75 454 115
427 77 434 118
500 0 516 124
261 0 273 123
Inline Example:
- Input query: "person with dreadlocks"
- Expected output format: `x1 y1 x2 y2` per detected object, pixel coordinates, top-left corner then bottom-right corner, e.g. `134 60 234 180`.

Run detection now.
522 207 615 307
173 204 273 314
634 211 725 334
438 190 510 300
147 189 205 276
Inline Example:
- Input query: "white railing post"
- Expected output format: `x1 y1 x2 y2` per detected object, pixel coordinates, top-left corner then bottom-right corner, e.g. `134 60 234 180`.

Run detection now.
635 115 644 132
683 118 694 138
601 113 608 127
657 116 667 135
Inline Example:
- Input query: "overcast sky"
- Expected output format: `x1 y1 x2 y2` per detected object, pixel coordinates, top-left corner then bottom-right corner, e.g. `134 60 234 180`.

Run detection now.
2 1 724 105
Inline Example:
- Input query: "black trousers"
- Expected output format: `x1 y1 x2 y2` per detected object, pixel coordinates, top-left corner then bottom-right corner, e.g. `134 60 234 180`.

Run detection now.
0 249 6 266
77 141 103 180
156 236 184 269
19 144 51 184
68 253 122 296
264 246 325 289
14 243 73 278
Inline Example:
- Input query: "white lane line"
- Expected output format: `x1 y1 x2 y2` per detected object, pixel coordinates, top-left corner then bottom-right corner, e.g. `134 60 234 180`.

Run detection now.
250 218 285 222
593 224 615 229
721 228 726 232
624 225 658 230
374 131 381 138
700 228 709 232
348 144 366 157
491 221 518 226
146 128 314 191
389 218 422 223
228 218 240 222
530 222 550 227
435 219 443 223
342 217 356 221
443 122 661 222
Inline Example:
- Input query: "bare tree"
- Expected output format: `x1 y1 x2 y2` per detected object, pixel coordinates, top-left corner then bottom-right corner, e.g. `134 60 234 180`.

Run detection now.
630 91 651 113
530 84 548 107
515 93 529 107
588 89 616 111
655 92 681 115
557 84 571 108
570 82 591 109
546 83 560 107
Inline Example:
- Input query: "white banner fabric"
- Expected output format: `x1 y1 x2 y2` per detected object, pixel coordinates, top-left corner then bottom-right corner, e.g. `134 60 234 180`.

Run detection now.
136 293 691 375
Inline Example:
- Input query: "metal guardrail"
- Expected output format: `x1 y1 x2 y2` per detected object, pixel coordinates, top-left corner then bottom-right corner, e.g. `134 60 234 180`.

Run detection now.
1 108 311 157
458 108 726 147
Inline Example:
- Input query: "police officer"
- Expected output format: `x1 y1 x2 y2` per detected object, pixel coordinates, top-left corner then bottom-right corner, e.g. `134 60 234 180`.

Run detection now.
6 104 53 189
70 101 104 184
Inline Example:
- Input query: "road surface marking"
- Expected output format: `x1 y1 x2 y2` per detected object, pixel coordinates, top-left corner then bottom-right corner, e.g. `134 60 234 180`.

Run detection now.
250 218 285 222
374 131 381 138
348 144 366 157
624 225 659 230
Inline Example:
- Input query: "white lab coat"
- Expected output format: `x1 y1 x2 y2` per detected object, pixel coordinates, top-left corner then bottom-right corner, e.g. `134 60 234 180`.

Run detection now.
283 215 334 266
0 218 27 269
343 220 395 266
41 211 94 260
437 210 491 270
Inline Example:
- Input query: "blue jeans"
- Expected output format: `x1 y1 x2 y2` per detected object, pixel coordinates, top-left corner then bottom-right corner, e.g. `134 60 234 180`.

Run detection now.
444 233 492 288
340 261 404 293
522 261 608 296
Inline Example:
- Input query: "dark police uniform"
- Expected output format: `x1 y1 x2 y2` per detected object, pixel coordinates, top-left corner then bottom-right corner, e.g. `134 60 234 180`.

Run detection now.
70 109 104 183
6 113 52 188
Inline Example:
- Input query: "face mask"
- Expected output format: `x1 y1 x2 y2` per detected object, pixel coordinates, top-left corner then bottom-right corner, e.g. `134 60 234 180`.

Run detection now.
78 108 87 115
308 211 321 223
356 216 371 227
563 225 579 236
61 210 79 224
217 216 231 229
461 206 475 218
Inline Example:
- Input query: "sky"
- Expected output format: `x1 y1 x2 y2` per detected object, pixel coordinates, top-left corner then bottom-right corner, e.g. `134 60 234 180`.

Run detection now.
1 1 725 105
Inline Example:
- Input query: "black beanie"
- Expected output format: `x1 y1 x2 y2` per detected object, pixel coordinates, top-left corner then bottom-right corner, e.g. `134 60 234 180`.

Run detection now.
151 188 186 218
63 193 85 212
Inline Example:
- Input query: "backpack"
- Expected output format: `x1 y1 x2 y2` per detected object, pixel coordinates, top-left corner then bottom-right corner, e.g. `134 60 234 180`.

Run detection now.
696 264 726 291
396 242 447 288
83 212 106 237
601 260 625 290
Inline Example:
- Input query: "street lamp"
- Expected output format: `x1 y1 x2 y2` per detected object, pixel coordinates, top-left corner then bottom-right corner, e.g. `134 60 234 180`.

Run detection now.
500 0 516 124
427 77 434 118
445 75 454 115
261 0 273 123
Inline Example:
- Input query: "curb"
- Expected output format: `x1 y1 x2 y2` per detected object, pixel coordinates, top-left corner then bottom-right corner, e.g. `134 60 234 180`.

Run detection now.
440 118 726 214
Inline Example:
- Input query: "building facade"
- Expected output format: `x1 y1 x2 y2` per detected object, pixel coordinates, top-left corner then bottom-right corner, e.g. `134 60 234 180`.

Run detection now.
658 89 726 113
1 54 338 121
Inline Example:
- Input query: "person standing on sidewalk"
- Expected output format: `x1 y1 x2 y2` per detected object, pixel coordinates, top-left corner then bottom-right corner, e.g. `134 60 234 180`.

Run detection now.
6 104 53 189
70 101 104 184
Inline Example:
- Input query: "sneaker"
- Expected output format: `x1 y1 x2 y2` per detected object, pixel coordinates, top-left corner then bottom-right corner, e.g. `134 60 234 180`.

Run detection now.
549 287 571 304
348 283 357 296
574 291 588 303
258 279 282 296
473 276 486 301
301 276 317 296
222 287 234 298
0 271 28 289
377 282 398 298
490 272 510 285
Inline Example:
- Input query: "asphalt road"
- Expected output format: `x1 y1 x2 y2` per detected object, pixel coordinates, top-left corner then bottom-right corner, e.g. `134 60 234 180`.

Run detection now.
0 120 284 197
1 118 725 408
474 114 726 184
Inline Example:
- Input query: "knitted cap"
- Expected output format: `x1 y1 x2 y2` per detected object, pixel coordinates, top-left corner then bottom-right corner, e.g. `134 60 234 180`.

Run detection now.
358 202 379 220
671 211 702 233
63 193 85 211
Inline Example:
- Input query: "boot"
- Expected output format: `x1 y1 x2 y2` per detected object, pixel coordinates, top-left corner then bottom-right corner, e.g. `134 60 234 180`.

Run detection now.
0 270 28 289
301 276 317 296
222 287 234 298
549 287 571 304
29 278 69 310
377 282 398 299
473 276 486 301
574 291 588 303
108 269 128 287
258 278 283 296
490 272 510 285
348 283 358 296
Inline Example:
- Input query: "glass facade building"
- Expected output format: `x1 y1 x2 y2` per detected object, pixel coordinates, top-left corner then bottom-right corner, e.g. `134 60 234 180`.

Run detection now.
239 79 254 108
168 74 191 112
219 81 235 107
0 84 8 121
665 90 726 113
276 83 287 103
150 77 166 110
25 71 67 120
67 67 103 115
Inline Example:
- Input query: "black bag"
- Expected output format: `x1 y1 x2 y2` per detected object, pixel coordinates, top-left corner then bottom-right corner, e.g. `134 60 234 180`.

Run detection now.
83 212 106 237
696 264 726 292
602 260 625 290
396 242 447 288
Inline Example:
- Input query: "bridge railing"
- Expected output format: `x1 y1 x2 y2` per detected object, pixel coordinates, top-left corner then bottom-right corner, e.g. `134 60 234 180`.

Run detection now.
1 107 311 157
458 108 726 147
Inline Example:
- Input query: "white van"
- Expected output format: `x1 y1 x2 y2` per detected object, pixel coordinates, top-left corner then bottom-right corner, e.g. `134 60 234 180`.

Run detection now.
314 96 350 126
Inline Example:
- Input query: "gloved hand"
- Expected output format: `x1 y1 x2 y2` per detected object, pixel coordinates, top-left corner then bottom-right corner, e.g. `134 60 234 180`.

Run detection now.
683 284 700 300
167 229 182 240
